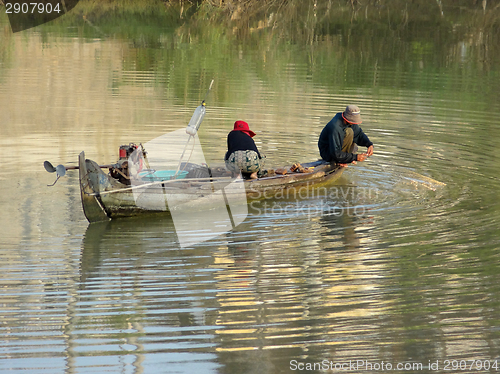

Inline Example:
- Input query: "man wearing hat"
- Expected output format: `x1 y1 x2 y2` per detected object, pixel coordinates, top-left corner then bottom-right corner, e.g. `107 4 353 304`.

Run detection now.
225 120 265 179
318 105 374 166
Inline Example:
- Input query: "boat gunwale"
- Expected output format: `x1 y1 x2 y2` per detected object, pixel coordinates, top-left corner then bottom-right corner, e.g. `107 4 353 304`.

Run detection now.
83 161 342 196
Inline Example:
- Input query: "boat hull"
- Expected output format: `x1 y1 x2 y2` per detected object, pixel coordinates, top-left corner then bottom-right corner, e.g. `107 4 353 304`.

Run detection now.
78 151 345 223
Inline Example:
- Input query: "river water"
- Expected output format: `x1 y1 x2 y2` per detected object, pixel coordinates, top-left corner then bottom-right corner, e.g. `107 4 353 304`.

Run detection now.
1 4 500 374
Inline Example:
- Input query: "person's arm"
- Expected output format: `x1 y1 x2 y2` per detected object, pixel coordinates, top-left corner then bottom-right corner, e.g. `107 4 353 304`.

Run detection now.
352 125 374 159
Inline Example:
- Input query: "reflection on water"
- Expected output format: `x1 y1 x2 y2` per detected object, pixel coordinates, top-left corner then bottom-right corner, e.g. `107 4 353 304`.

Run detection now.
1 12 500 374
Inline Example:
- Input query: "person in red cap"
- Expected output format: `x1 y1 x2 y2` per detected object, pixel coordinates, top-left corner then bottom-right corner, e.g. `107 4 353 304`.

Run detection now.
225 120 265 179
318 105 374 166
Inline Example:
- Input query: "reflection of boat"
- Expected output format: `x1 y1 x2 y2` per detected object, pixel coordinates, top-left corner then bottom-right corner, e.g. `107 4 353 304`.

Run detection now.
80 216 179 283
78 150 345 223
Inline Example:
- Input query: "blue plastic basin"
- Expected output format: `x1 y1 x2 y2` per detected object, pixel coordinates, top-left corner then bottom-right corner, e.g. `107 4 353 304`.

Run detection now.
139 170 189 182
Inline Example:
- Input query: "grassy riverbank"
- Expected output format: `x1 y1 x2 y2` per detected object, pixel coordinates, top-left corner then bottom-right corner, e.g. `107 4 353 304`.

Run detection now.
1 0 499 105
3 0 499 43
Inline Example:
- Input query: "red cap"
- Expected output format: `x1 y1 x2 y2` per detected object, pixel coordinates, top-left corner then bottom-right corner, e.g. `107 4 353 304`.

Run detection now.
233 120 256 137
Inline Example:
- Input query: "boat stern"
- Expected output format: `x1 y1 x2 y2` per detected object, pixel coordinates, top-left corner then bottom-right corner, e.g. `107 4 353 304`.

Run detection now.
78 151 110 223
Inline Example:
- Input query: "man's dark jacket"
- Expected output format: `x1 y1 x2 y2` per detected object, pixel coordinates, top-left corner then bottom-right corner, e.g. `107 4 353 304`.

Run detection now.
318 113 373 163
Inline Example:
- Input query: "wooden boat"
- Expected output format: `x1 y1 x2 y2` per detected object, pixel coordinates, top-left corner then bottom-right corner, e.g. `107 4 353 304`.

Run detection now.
78 151 345 223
